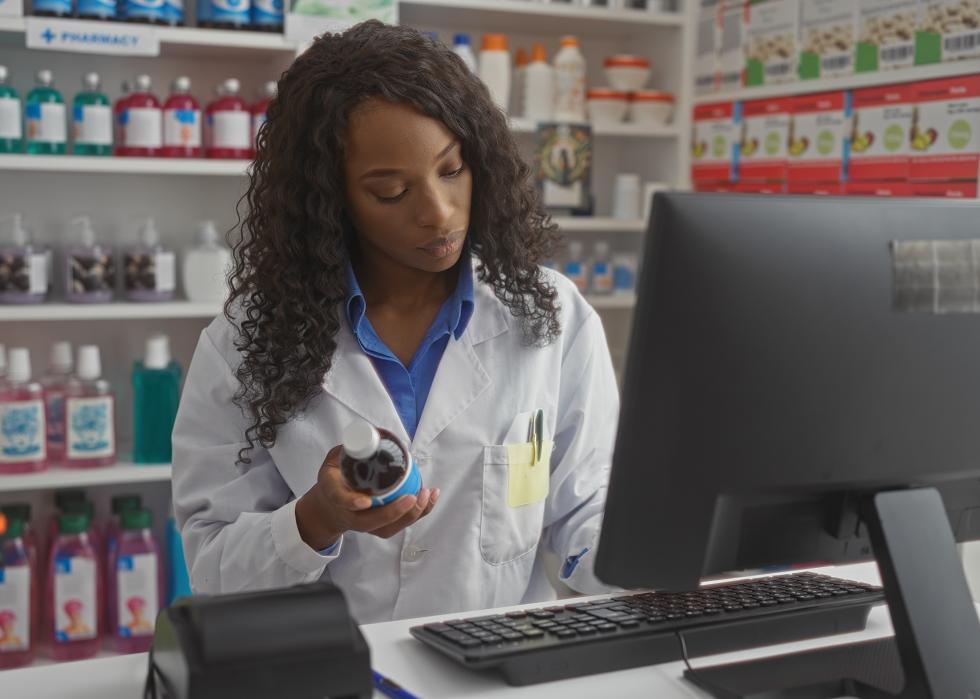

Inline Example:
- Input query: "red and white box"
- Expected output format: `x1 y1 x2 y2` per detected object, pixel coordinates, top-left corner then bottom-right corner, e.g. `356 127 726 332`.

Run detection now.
787 91 850 183
912 181 979 198
788 182 845 195
845 181 914 197
910 75 980 182
691 101 739 185
738 97 793 183
849 84 914 182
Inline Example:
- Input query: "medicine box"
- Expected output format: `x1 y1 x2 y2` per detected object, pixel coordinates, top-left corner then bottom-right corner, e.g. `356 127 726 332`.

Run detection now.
800 0 858 80
856 0 921 72
744 0 799 87
910 74 980 182
849 84 914 181
787 91 851 183
692 101 739 185
738 97 793 182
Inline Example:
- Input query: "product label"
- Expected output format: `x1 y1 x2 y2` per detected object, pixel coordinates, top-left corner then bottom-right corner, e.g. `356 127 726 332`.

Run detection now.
211 111 250 149
592 263 613 293
0 566 30 652
54 556 96 642
0 97 21 139
25 102 66 144
800 0 857 79
164 0 184 23
911 76 980 181
122 106 162 148
719 2 744 89
554 60 586 120
744 0 799 86
918 0 980 63
692 102 738 183
73 104 112 146
123 0 164 20
0 400 46 463
563 262 588 294
68 249 116 295
30 0 71 13
124 250 175 293
46 390 65 451
78 0 115 17
66 395 114 460
788 91 851 182
850 85 914 180
209 0 249 22
115 553 158 638
164 108 201 148
1 252 48 296
857 0 920 71
251 0 282 23
739 98 793 182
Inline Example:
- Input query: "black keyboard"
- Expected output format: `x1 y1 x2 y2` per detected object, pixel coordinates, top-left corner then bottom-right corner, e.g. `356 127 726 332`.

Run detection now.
410 571 884 686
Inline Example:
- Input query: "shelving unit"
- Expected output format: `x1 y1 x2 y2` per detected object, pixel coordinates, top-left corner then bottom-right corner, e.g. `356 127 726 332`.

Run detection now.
0 464 172 493
509 118 679 139
0 301 223 322
553 216 646 233
0 154 250 176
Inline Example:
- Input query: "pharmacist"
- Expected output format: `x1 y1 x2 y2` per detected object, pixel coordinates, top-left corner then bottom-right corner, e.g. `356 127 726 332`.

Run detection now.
171 21 619 624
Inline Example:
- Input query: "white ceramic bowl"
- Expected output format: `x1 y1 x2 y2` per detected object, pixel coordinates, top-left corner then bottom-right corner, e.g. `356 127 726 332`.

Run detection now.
587 89 629 126
628 91 675 126
604 56 651 92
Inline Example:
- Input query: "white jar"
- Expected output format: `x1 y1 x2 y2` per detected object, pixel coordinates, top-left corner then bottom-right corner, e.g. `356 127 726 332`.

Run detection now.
479 34 511 114
553 36 587 122
523 43 555 121
586 89 629 127
628 90 675 126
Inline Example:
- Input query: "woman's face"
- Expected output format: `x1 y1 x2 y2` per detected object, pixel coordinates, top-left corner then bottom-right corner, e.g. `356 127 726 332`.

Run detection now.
344 99 472 274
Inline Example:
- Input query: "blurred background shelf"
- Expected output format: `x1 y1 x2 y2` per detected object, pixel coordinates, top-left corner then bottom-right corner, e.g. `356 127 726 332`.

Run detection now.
0 463 172 492
0 302 223 322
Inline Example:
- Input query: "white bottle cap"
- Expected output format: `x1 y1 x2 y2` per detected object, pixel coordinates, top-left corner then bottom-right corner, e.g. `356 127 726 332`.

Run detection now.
135 74 152 92
568 241 584 257
223 78 240 95
263 81 277 99
139 218 159 247
76 345 101 381
83 72 100 91
144 334 171 370
8 348 31 383
50 341 73 372
72 215 96 248
173 76 191 93
0 66 8 84
0 343 7 374
197 220 219 246
36 69 53 86
343 421 380 460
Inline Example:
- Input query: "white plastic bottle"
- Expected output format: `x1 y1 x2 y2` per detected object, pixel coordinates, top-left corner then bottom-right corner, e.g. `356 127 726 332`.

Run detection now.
591 242 614 295
553 36 587 122
452 33 478 73
523 43 555 122
563 241 589 294
479 34 511 114
183 221 231 303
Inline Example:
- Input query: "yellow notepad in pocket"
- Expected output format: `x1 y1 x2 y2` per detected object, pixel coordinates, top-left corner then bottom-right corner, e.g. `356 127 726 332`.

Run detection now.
507 441 553 508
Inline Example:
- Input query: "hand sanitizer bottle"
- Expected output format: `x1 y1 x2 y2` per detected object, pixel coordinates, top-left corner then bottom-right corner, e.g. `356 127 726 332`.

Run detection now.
65 216 115 303
183 221 231 303
64 345 115 469
124 218 176 302
0 215 48 305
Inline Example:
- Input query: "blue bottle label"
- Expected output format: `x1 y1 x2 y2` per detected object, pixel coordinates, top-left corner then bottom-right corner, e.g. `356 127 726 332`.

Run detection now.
78 0 116 18
66 395 114 460
122 0 165 21
164 0 184 24
0 400 46 463
250 0 282 25
31 0 72 12
209 0 249 23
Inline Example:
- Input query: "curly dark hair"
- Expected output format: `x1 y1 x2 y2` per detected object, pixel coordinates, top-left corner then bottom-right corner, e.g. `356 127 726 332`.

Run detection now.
226 20 562 464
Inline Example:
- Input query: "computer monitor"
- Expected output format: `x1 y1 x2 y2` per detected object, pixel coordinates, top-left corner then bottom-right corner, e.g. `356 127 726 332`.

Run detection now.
595 193 980 698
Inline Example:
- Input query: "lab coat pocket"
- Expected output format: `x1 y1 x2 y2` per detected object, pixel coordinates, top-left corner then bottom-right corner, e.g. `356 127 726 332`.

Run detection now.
480 442 552 566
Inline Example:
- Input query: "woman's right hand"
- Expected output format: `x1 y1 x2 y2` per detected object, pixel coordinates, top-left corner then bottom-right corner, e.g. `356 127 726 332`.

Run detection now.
295 445 439 551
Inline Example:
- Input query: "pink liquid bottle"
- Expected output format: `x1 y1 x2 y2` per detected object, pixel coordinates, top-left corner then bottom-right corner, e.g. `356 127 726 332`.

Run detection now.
109 509 161 654
118 74 162 158
206 78 252 160
103 494 141 633
64 346 116 469
40 341 72 467
0 343 6 380
45 511 101 661
162 76 202 158
0 514 37 669
2 503 40 649
0 347 47 474
251 80 276 150
112 80 131 156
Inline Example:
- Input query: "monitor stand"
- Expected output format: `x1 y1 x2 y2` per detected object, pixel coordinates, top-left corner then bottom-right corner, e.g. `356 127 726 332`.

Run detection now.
683 487 980 699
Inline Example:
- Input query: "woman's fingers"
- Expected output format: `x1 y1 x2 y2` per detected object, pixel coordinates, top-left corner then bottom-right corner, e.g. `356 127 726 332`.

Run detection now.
367 489 437 539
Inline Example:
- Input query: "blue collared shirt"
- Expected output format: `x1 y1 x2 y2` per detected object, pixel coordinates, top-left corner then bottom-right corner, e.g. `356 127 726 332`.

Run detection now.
345 256 475 440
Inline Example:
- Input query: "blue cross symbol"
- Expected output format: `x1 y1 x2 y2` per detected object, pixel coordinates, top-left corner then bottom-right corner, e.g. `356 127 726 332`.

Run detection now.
41 28 56 43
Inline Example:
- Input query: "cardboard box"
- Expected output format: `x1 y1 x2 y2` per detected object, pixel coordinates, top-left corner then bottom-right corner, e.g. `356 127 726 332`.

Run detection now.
857 0 921 72
692 102 739 185
912 180 979 196
849 84 914 181
800 0 858 80
845 180 915 196
695 0 721 95
788 91 851 183
738 97 793 182
787 182 845 195
719 0 746 90
735 182 786 193
744 0 799 87
917 0 980 64
910 74 980 182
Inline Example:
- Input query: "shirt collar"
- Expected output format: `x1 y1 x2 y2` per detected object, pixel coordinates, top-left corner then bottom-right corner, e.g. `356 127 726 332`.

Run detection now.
345 254 475 341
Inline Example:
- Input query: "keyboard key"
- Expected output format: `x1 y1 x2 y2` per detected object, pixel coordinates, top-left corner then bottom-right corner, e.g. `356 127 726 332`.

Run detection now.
505 611 527 619
576 626 597 635
482 634 503 643
424 623 452 633
587 608 630 621
618 620 639 628
469 615 503 623
500 632 524 641
646 616 666 624
546 606 565 613
445 620 467 627
531 611 555 619
443 631 474 643
521 628 544 638
595 623 617 632
555 630 576 639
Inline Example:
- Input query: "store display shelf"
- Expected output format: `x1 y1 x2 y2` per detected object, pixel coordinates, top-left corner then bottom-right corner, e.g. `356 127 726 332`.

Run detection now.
0 302 223 322
0 463 172 493
400 0 682 36
510 118 679 139
554 216 646 233
0 154 249 176
587 295 636 310
694 59 980 105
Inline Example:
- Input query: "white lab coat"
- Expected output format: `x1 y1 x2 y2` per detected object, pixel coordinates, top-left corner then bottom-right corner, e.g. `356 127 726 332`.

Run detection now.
172 266 620 623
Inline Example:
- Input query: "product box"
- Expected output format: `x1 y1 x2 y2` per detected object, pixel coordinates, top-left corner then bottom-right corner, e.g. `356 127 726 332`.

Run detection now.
738 97 793 182
917 0 980 64
0 0 22 16
856 0 921 72
744 0 799 87
696 0 721 95
845 180 915 196
849 84 914 181
910 75 980 182
735 182 786 193
787 182 845 195
719 0 746 90
692 102 739 185
800 0 858 80
787 91 851 183
912 180 979 197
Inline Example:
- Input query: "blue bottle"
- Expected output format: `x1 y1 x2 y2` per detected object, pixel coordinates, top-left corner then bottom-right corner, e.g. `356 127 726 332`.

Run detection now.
207 0 250 29
250 0 281 31
163 0 183 25
120 0 166 24
32 0 73 17
132 334 181 464
77 0 116 21
165 518 191 605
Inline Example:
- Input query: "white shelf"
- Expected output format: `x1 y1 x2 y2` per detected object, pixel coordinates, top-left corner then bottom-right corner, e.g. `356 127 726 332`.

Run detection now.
400 0 682 37
554 217 646 233
0 301 223 321
694 59 980 105
587 295 636 310
0 463 172 492
0 154 249 176
510 118 679 139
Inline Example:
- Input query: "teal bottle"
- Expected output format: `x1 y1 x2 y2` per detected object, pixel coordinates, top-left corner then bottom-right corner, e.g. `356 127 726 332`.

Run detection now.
0 66 23 154
25 70 67 155
132 334 181 464
72 73 112 156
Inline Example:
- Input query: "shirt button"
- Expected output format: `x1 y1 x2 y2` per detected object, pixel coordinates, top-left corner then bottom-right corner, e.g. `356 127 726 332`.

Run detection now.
403 546 428 562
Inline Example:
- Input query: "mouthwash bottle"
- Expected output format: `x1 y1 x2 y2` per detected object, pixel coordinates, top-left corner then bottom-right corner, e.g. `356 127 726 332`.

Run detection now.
0 514 36 669
109 509 161 654
64 345 116 469
41 341 72 466
45 512 101 662
25 70 67 156
0 66 22 154
132 334 181 464
0 348 47 474
162 76 201 158
341 421 421 507
72 73 112 156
